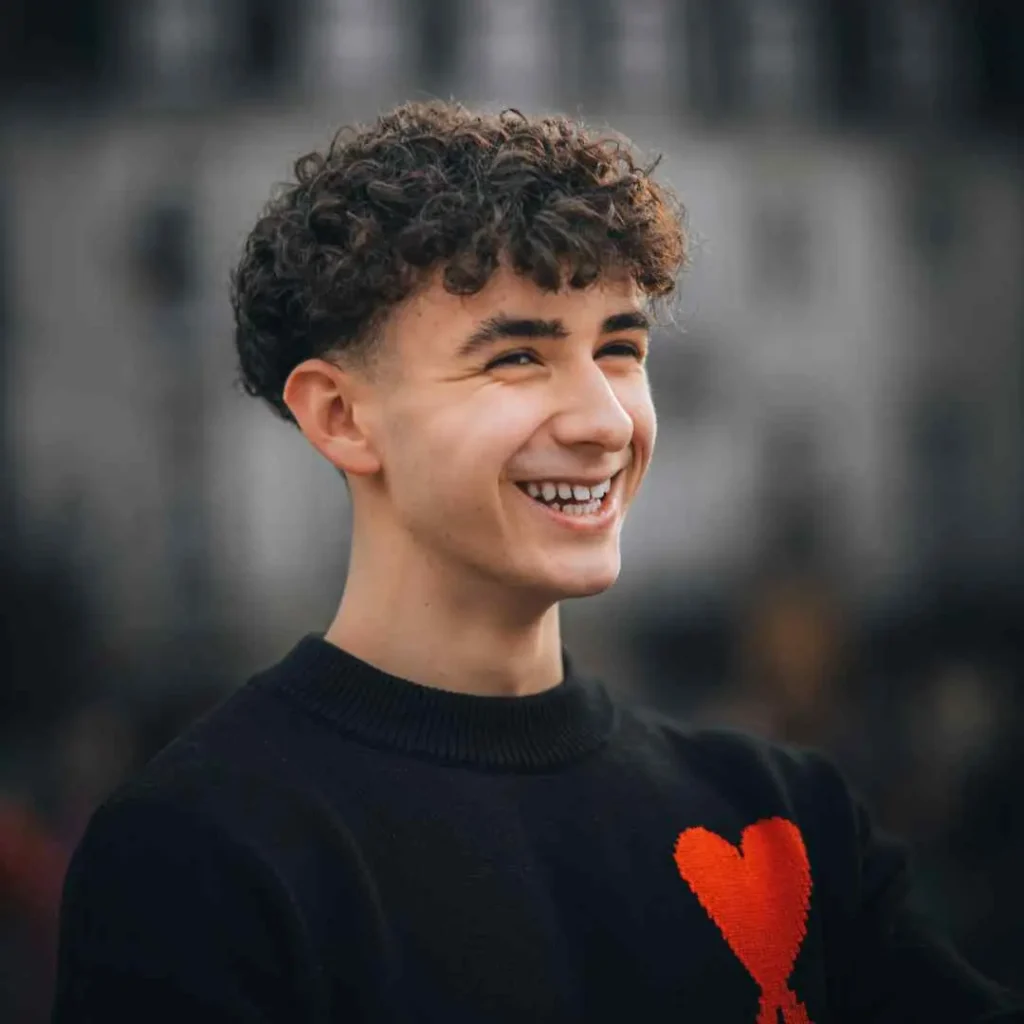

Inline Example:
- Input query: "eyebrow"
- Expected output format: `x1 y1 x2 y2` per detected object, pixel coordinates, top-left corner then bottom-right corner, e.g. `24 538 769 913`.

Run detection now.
456 309 651 360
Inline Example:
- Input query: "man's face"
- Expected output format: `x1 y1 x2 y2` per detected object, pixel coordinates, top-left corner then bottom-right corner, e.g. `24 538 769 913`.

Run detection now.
357 266 657 604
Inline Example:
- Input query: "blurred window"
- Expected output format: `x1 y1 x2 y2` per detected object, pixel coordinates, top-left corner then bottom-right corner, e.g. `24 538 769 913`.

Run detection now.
741 0 818 121
0 0 107 97
120 0 235 103
608 0 679 113
301 0 410 98
463 0 558 108
875 0 951 125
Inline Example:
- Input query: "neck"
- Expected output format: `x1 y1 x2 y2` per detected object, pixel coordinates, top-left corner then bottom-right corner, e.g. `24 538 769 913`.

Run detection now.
324 526 565 698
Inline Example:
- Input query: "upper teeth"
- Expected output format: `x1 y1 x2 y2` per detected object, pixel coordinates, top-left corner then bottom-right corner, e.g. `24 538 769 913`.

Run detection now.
525 478 612 502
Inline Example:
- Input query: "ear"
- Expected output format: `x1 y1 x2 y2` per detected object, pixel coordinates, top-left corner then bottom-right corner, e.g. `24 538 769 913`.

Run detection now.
282 357 382 476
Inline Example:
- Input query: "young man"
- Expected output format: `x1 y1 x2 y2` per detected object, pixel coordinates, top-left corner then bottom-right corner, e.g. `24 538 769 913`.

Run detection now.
52 102 1021 1023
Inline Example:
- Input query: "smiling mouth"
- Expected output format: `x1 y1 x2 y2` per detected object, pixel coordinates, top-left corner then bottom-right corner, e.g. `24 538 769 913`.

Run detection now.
514 471 622 517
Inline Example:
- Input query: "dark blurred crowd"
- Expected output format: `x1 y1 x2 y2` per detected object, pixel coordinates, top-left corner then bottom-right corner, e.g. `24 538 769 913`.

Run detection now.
633 562 1024 991
3 517 1022 1021
0 538 225 1021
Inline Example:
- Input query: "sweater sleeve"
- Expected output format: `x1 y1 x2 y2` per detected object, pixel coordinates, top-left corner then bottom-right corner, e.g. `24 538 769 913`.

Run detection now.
50 795 322 1024
798 750 1024 1023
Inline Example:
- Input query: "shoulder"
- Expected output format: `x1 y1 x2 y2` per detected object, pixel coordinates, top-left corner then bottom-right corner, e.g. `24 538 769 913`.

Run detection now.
609 702 909 943
613 702 868 866
64 726 368 996
616 700 846 795
54 736 328 1022
76 679 362 898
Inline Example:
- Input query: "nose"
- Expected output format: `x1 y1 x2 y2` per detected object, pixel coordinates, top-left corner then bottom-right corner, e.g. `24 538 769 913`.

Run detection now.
549 360 634 454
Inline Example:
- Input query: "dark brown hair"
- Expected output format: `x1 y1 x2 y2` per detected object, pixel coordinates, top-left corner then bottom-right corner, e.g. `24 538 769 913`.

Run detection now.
231 100 687 423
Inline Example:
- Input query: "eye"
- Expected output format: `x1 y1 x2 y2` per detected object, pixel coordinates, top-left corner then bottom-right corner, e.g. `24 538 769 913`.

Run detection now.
485 350 540 370
598 341 645 361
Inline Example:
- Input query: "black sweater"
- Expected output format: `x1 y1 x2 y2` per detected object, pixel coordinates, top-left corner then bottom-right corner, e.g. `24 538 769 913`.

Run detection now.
51 635 1022 1023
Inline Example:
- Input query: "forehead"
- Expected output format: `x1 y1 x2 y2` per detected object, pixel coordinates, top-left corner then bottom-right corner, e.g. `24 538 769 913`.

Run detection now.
384 265 645 355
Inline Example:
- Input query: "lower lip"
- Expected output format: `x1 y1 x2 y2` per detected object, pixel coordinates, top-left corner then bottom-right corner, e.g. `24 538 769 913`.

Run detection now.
513 475 623 533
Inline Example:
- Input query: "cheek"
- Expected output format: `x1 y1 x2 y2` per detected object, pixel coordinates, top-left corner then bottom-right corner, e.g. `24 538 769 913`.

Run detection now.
383 391 537 507
620 375 657 460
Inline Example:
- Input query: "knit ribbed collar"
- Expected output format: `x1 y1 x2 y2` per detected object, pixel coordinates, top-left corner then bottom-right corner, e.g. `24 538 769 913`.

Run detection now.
256 633 616 771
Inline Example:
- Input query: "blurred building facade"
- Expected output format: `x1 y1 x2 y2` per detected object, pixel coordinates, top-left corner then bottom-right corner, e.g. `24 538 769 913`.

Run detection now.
1 0 1022 1014
3 0 1021 665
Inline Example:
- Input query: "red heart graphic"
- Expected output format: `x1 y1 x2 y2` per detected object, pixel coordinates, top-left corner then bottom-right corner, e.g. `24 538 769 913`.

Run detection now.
674 817 813 1024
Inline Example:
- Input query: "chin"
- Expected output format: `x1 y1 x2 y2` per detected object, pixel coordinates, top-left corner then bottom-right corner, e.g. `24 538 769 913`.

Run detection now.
557 574 619 600
535 552 622 601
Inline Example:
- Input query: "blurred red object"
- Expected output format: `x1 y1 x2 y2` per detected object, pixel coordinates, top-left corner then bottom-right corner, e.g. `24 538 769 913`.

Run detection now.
0 797 68 922
0 795 69 1024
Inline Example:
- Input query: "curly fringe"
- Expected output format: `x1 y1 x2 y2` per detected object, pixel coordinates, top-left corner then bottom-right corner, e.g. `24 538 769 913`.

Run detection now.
231 101 687 423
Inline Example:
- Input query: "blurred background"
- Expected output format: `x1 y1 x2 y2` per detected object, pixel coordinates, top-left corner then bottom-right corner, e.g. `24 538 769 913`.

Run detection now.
1 0 1022 1017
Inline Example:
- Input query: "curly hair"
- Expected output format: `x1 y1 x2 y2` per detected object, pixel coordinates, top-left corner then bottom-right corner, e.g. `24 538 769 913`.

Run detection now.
231 100 687 424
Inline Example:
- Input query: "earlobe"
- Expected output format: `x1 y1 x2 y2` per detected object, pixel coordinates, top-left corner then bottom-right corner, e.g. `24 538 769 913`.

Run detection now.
283 358 382 477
